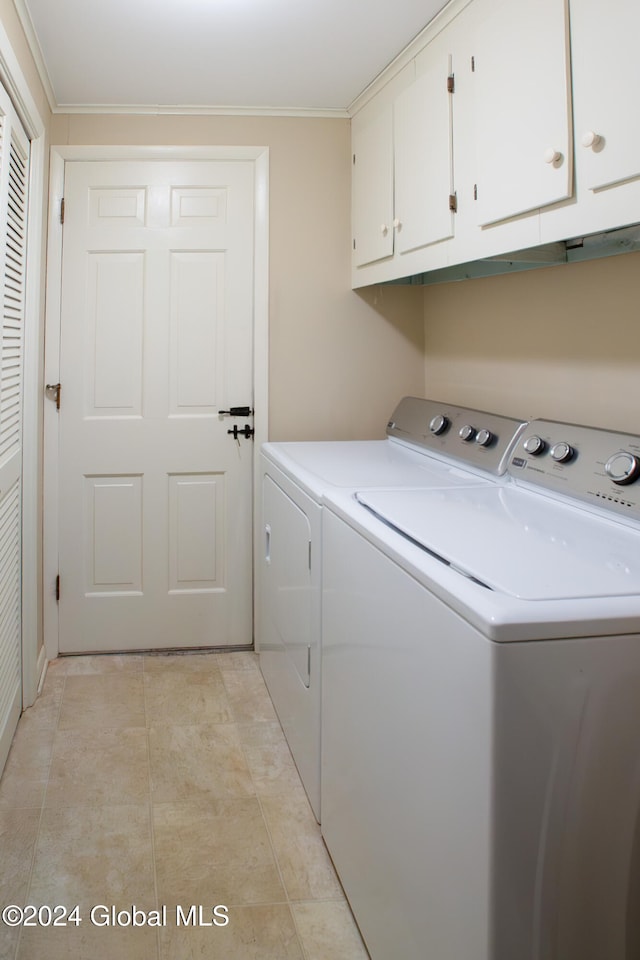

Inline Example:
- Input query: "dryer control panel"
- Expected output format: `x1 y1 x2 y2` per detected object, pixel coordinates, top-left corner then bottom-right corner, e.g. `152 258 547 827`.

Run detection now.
386 396 527 476
509 419 640 521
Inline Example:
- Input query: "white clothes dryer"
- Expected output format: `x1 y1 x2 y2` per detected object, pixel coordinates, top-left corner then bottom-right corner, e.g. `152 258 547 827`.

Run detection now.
321 419 640 960
258 396 527 820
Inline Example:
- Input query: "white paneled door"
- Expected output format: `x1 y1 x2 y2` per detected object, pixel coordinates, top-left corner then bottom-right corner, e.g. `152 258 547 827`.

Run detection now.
58 161 255 653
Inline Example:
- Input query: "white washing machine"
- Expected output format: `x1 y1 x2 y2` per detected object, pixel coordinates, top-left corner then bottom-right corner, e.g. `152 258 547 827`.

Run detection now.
321 419 640 960
258 397 527 820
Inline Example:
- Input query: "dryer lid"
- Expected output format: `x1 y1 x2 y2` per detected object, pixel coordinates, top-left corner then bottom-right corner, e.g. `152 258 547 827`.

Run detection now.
355 485 640 601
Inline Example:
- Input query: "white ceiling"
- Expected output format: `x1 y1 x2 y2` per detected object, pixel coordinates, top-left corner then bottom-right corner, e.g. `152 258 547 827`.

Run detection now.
18 0 449 113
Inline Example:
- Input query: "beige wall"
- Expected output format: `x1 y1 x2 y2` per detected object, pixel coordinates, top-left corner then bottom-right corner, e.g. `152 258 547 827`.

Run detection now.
51 113 425 440
423 251 640 433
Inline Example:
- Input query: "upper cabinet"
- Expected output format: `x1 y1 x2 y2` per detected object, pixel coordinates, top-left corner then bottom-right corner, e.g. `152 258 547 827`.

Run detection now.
351 103 394 267
351 0 639 288
571 0 640 193
352 55 454 270
394 56 455 254
470 0 572 225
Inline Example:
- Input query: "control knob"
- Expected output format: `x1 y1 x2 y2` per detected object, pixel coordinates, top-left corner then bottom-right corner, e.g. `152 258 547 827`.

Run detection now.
524 435 545 455
459 424 476 442
429 415 449 436
550 441 574 463
605 451 640 486
475 428 493 447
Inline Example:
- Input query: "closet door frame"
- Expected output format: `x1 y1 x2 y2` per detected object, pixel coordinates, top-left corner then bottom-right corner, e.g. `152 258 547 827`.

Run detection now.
0 21 47 708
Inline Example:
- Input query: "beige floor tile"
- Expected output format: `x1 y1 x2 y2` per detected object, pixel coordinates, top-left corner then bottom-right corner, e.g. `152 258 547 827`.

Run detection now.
221 670 278 724
261 795 343 902
0 807 40 909
58 675 145 730
144 671 232 726
0 696 61 811
45 727 150 807
28 804 155 911
293 901 370 959
0 924 19 960
214 651 260 674
237 722 307 800
159 903 303 960
63 653 144 675
153 798 285 907
16 923 159 960
149 723 253 802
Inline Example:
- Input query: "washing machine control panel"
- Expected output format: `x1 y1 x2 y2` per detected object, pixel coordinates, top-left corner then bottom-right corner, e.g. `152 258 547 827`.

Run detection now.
387 397 527 476
509 420 640 521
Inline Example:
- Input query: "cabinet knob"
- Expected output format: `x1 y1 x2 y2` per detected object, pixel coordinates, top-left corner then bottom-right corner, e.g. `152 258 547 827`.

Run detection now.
581 130 601 148
380 224 389 235
543 147 562 164
393 218 401 230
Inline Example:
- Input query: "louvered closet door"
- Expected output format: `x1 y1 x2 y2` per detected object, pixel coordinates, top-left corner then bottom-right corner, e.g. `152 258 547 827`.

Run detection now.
0 86 29 776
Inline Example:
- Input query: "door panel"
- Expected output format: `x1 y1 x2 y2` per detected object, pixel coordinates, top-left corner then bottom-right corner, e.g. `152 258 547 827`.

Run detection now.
58 160 255 653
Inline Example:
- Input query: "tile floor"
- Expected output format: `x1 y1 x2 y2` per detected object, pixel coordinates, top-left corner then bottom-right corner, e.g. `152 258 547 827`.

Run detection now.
0 651 369 960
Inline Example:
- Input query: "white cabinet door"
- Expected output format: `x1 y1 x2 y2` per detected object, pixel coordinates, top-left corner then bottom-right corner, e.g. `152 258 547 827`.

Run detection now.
472 0 572 225
395 56 454 255
571 0 640 192
352 105 394 267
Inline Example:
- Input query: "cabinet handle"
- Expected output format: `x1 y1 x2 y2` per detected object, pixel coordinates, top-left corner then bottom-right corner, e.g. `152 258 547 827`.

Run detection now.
265 524 271 564
543 147 562 165
581 130 602 148
393 218 401 230
380 224 389 235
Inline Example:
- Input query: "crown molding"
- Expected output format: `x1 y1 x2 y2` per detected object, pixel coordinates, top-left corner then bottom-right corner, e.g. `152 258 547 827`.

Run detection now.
52 102 350 118
12 0 57 113
348 0 473 116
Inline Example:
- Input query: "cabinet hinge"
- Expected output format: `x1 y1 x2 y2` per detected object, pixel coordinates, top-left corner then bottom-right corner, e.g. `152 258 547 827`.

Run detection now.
471 56 476 72
307 644 311 680
449 192 458 213
447 74 455 94
353 153 356 165
60 198 65 225
474 183 478 201
353 238 356 250
55 574 60 603
308 541 312 570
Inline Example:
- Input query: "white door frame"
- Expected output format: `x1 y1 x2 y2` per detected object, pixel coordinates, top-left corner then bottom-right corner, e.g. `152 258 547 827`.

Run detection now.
43 145 269 660
0 22 46 707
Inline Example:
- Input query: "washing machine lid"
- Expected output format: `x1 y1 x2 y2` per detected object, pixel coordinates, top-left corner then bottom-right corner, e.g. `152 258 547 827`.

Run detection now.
355 485 640 601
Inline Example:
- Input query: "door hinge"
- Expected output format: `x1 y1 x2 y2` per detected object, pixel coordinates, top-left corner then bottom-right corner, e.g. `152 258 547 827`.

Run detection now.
46 382 61 410
55 575 60 603
447 74 455 94
449 192 458 213
60 198 65 225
